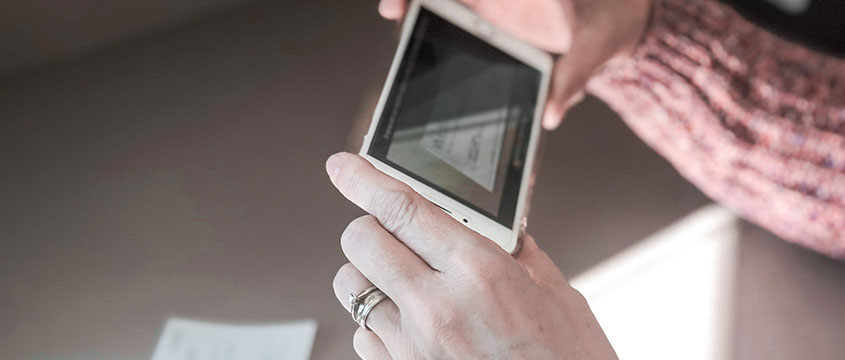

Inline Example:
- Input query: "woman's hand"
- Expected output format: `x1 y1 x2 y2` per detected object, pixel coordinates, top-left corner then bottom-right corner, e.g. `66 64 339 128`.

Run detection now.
327 152 616 359
377 0 653 129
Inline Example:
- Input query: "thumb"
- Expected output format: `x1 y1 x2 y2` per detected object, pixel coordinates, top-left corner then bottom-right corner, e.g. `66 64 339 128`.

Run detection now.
541 51 597 130
378 0 407 20
543 15 627 131
514 235 567 286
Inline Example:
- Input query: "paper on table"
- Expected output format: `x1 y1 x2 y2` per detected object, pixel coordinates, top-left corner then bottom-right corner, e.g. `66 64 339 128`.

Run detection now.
151 318 318 360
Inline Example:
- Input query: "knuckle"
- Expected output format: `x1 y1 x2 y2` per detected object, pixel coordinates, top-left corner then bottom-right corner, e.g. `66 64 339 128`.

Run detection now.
454 253 514 296
461 250 503 282
418 303 463 350
374 189 418 233
344 167 366 198
352 328 374 357
340 215 378 251
332 263 356 298
566 286 589 306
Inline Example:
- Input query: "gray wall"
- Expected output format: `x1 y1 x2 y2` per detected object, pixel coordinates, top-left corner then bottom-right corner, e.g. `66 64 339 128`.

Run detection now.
1 1 843 359
0 0 248 76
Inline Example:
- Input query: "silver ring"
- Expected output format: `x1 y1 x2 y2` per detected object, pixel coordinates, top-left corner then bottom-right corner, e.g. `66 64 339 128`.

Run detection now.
348 286 388 331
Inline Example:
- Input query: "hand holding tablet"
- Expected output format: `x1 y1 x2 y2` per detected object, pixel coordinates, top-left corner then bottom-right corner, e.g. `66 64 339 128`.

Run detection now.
361 0 552 252
327 152 617 359
329 0 653 358
377 0 653 129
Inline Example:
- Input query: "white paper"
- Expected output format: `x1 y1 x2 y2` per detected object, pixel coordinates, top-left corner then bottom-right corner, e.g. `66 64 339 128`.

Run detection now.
420 107 508 191
151 318 318 360
571 205 739 360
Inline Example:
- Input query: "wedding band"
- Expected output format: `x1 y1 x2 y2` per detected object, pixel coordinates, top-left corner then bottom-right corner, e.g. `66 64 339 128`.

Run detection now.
348 286 388 331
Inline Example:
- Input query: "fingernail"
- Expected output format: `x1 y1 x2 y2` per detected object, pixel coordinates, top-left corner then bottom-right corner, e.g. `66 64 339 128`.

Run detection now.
326 153 343 182
543 107 561 130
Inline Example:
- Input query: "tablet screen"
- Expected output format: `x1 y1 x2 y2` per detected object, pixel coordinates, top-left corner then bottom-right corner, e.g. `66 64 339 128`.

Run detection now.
368 8 542 227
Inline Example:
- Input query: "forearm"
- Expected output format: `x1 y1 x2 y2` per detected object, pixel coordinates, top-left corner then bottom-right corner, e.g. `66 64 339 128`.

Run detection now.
588 0 845 257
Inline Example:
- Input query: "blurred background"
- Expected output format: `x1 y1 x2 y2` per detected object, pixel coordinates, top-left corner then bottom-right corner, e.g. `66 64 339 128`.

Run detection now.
1 0 843 359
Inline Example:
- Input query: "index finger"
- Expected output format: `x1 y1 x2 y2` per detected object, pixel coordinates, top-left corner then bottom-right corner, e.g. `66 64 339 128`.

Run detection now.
378 0 482 21
378 0 407 20
326 152 479 270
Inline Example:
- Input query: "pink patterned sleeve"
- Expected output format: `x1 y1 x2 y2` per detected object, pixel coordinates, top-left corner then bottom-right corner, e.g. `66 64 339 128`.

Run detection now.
587 0 845 258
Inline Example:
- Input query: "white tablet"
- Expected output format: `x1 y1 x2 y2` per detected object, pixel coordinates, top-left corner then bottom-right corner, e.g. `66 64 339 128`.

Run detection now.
360 0 552 253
